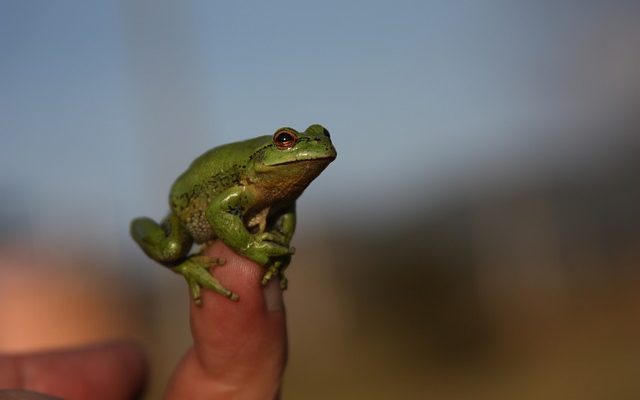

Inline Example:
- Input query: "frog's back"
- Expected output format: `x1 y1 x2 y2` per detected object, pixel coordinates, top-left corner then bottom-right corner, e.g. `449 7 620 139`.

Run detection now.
169 136 269 242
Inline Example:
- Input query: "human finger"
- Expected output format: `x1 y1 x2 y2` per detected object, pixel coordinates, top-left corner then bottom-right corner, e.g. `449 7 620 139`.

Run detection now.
0 341 146 400
165 241 287 400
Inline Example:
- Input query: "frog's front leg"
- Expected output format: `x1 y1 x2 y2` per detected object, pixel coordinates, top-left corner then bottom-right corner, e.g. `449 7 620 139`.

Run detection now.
207 186 294 266
256 204 296 247
261 255 291 290
260 205 296 288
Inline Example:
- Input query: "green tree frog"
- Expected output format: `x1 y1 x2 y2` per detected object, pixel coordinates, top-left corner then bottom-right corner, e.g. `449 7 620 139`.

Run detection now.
130 124 336 304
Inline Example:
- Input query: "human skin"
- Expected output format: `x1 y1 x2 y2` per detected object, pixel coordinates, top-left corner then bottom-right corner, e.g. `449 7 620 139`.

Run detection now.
0 241 287 400
165 240 288 400
0 342 146 400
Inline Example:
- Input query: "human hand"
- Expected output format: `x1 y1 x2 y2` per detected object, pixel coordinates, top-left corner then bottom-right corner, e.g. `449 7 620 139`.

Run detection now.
0 241 288 399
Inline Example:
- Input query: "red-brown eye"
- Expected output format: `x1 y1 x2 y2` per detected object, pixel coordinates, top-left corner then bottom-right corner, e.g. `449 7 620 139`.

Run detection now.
273 130 298 149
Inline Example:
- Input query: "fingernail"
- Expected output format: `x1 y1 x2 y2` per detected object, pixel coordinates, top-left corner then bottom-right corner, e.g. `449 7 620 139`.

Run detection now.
263 278 284 312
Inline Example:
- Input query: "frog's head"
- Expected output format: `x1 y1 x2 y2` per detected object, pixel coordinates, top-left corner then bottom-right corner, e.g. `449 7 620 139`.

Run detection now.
251 124 336 185
261 124 336 166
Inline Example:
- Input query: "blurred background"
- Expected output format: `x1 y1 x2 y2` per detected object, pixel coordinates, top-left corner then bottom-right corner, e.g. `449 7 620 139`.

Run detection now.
2 1 640 399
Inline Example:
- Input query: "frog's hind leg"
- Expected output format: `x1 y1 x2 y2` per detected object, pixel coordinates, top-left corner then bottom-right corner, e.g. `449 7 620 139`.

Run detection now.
130 213 192 263
175 255 239 304
131 213 239 304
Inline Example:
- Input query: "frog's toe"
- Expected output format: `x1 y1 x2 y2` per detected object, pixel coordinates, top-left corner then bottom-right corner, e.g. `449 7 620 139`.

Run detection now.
256 231 288 246
261 269 288 290
261 270 274 286
174 256 238 304
279 275 288 290
197 272 239 302
187 278 203 305
190 255 226 268
261 262 282 286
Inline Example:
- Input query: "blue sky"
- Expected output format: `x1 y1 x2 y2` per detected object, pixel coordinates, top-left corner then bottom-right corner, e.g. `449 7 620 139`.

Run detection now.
1 1 639 250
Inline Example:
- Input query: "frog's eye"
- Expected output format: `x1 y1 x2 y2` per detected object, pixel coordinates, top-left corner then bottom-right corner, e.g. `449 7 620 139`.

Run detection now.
273 130 298 149
322 128 331 139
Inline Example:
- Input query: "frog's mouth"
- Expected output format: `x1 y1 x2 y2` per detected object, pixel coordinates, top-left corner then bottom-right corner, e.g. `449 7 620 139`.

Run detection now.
269 155 336 166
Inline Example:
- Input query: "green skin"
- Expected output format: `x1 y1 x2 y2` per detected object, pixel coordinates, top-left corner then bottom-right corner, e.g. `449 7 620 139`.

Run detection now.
131 124 336 304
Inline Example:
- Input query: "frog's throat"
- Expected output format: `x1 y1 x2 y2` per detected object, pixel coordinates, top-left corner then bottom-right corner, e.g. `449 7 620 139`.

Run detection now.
252 157 333 198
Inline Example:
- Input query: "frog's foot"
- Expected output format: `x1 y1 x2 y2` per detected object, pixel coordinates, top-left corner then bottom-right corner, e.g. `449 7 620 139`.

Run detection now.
244 239 295 266
173 255 239 305
279 273 288 290
260 258 290 290
256 231 289 247
261 263 280 286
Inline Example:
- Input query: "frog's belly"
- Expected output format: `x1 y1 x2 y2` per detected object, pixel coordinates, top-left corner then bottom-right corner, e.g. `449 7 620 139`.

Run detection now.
184 209 216 243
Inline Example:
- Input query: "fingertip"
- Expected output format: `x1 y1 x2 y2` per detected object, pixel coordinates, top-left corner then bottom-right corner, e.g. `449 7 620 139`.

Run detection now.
180 241 287 387
188 242 286 348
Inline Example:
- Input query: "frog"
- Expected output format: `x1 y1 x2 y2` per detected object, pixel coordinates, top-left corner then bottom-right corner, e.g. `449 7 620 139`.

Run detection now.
130 124 336 305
